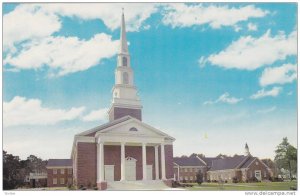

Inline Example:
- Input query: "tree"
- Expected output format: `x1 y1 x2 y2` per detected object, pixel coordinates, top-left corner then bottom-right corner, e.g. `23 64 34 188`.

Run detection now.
274 137 297 180
196 170 203 185
261 159 278 177
3 151 23 189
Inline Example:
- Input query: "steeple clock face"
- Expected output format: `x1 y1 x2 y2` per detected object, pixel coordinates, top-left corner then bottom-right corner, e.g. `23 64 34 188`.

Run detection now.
122 57 127 66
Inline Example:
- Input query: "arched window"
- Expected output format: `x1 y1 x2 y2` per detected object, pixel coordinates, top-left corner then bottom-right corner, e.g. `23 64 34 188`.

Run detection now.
123 72 129 84
122 57 127 66
129 127 138 131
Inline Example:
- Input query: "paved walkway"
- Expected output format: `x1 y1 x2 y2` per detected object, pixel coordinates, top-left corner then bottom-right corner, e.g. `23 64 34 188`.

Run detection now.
107 180 184 190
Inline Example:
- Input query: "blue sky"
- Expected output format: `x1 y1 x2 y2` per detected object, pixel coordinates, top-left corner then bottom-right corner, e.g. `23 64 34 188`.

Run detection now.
3 3 297 160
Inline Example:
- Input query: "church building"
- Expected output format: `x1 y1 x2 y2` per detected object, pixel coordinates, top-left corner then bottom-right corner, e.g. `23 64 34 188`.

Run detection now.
70 12 175 190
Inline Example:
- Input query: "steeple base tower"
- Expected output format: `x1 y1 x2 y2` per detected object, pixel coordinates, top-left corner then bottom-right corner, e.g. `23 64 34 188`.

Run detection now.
108 106 142 121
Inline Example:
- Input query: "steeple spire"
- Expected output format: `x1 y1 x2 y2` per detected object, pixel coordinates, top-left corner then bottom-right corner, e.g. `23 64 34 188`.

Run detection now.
120 9 128 54
108 10 142 122
245 143 250 156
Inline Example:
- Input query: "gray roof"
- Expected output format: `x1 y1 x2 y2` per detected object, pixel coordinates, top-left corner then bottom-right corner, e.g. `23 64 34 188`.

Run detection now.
209 155 249 171
201 157 220 167
173 156 206 167
240 157 258 168
77 115 132 136
47 159 72 167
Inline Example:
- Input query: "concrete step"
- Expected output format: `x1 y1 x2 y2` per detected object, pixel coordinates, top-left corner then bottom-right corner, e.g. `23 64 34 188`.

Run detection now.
107 180 170 190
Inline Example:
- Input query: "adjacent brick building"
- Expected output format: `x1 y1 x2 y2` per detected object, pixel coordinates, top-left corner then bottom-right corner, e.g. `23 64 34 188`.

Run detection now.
174 144 273 183
46 159 73 187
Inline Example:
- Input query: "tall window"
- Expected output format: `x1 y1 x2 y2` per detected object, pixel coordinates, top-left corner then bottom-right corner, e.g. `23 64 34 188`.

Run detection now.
123 72 129 84
60 169 65 174
122 57 127 66
53 169 57 174
53 178 57 185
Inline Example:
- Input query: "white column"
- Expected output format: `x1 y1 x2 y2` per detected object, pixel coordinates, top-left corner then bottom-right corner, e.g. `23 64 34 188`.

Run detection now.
154 145 159 180
120 142 125 181
97 142 104 182
160 143 166 180
142 143 147 180
177 166 180 181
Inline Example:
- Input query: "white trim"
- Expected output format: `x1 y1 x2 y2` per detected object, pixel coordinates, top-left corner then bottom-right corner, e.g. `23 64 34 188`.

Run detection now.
174 165 206 168
196 156 208 166
74 136 96 144
95 117 175 141
47 166 72 169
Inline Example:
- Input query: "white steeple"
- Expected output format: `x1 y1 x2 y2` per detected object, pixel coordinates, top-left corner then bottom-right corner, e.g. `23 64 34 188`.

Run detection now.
245 143 250 156
120 9 129 54
108 10 142 122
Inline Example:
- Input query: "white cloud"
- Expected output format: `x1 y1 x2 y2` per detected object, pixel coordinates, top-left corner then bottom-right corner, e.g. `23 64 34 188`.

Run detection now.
40 3 158 32
82 108 108 122
204 92 242 105
257 106 277 114
3 4 61 51
247 22 257 31
259 64 297 86
250 86 282 99
162 4 268 29
4 33 119 76
4 96 85 127
203 30 297 70
3 3 159 76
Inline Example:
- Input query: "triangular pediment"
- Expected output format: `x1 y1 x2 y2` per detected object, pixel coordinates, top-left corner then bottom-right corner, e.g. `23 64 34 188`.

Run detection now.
96 116 174 140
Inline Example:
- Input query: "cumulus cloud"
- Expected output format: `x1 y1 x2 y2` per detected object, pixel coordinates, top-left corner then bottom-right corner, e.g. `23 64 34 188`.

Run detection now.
259 64 297 86
82 108 108 122
203 92 243 105
162 4 268 29
3 4 61 51
250 87 282 99
202 30 296 70
3 3 159 76
40 3 158 32
4 34 119 76
4 96 85 127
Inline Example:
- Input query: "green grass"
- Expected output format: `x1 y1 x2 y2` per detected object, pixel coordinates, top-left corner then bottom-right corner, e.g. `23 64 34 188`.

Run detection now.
183 181 297 191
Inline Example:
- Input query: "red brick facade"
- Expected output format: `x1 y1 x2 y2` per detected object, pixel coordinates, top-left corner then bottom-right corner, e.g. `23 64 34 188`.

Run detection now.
76 142 97 187
74 142 174 187
47 168 73 187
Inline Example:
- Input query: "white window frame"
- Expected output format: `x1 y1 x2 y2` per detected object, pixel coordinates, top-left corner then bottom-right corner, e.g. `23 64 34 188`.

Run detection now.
68 168 72 175
60 178 65 185
60 169 65 174
53 169 57 174
53 178 57 185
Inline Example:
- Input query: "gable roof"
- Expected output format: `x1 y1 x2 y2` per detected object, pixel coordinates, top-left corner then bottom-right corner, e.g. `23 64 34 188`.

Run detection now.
76 115 132 137
173 156 206 167
76 115 175 140
47 159 72 167
201 157 220 167
209 155 249 171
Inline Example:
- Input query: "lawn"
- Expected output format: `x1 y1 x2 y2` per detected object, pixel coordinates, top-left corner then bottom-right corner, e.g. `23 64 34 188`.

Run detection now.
183 181 297 191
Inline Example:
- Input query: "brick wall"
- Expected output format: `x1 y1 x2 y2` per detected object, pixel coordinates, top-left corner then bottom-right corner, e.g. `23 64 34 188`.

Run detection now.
109 107 142 121
76 142 97 187
247 159 272 181
47 168 73 187
165 145 174 179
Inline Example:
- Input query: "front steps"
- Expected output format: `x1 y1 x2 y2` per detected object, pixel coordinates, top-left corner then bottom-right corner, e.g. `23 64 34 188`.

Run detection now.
106 180 171 190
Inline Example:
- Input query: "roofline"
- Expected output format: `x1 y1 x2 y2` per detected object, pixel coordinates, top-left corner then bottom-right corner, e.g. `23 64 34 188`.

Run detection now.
196 156 208 166
96 116 175 141
235 155 251 169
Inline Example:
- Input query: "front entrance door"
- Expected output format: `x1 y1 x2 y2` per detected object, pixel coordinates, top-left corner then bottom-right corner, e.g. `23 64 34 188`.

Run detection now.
255 170 262 181
105 165 114 181
125 157 136 181
146 165 153 180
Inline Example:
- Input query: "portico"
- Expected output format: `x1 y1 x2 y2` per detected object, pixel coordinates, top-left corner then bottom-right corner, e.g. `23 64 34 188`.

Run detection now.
97 141 167 183
96 125 171 183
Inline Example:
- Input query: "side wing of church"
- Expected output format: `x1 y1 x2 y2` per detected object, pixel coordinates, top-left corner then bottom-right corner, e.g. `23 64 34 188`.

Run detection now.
70 12 175 190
